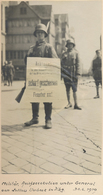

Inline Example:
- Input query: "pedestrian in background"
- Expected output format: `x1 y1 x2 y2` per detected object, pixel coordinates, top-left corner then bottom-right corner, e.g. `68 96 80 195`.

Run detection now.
61 38 81 110
2 61 8 86
92 50 102 98
6 61 15 86
24 23 58 129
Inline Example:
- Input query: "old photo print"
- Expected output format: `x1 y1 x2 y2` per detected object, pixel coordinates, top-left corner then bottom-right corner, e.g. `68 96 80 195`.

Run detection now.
1 0 103 194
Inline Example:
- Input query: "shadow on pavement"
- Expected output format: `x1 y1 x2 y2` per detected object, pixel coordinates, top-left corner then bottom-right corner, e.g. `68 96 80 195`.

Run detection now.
1 124 46 134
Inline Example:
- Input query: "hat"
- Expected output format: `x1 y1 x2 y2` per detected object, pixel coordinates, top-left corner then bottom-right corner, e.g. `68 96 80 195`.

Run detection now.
96 50 100 53
34 23 48 37
66 38 75 47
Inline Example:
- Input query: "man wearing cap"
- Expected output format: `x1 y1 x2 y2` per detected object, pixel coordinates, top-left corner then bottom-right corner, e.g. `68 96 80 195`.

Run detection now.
92 50 102 98
6 61 15 86
24 23 58 129
61 37 81 110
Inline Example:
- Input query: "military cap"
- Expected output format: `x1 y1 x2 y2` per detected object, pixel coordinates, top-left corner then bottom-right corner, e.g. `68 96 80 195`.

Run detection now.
66 38 75 47
95 50 100 53
34 23 48 37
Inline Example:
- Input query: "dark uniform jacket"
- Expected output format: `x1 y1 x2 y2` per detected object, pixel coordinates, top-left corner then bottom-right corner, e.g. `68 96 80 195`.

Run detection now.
25 40 58 64
61 48 80 82
92 57 102 81
2 65 7 77
6 64 15 76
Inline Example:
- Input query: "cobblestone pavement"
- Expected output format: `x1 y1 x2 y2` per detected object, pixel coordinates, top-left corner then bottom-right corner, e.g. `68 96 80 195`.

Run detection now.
1 77 102 174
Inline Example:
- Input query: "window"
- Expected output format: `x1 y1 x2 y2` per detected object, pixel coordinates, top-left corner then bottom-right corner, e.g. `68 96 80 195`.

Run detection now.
17 51 24 59
14 51 16 59
1 4 3 30
8 36 12 43
19 20 23 27
23 36 27 43
19 35 22 43
15 36 19 43
27 20 30 26
13 36 16 43
6 51 9 60
12 21 15 27
55 19 58 26
31 20 35 27
62 28 65 38
20 7 27 15
18 51 21 59
21 51 24 59
24 20 27 27
10 51 13 59
24 51 27 58
6 20 8 33
8 21 12 27
1 43 3 67
27 36 31 43
16 20 19 27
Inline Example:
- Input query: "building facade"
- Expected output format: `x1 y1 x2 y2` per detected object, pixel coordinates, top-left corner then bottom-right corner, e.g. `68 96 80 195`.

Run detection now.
6 1 55 80
100 35 102 51
1 1 9 69
54 14 70 57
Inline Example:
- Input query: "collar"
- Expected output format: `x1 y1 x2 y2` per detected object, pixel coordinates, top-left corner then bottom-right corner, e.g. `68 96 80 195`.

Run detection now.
67 48 74 52
36 40 46 46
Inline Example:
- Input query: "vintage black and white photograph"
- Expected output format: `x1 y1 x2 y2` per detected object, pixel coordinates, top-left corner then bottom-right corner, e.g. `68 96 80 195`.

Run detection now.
1 0 102 175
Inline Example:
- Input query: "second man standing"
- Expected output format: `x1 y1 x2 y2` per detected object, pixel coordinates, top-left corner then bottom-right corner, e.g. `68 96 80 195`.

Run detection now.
61 37 81 110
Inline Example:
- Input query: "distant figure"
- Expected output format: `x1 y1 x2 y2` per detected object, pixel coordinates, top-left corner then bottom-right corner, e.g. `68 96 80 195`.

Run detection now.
61 38 81 110
2 61 8 86
92 50 102 98
6 61 15 86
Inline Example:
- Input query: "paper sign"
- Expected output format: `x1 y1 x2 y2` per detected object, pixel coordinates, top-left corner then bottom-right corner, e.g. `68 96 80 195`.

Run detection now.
25 57 61 103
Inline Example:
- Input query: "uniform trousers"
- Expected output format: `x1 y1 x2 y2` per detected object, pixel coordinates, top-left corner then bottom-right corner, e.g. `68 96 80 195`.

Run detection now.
31 102 52 121
7 74 13 85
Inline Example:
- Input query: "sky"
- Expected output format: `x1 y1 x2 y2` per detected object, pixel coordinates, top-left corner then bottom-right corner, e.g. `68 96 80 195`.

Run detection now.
29 1 102 71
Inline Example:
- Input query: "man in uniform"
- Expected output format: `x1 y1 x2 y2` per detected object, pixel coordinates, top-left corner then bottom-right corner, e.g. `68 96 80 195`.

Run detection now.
6 61 15 86
2 61 8 85
61 37 81 110
92 50 102 98
24 23 58 129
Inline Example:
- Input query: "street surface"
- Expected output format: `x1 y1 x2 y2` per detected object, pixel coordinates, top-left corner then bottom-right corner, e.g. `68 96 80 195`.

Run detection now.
1 77 102 174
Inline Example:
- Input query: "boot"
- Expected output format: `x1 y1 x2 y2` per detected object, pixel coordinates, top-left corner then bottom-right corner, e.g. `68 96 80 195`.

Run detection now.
65 87 72 109
45 120 52 129
74 105 82 110
73 92 82 110
94 86 99 98
24 103 39 126
64 103 72 109
94 95 99 99
44 103 52 129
